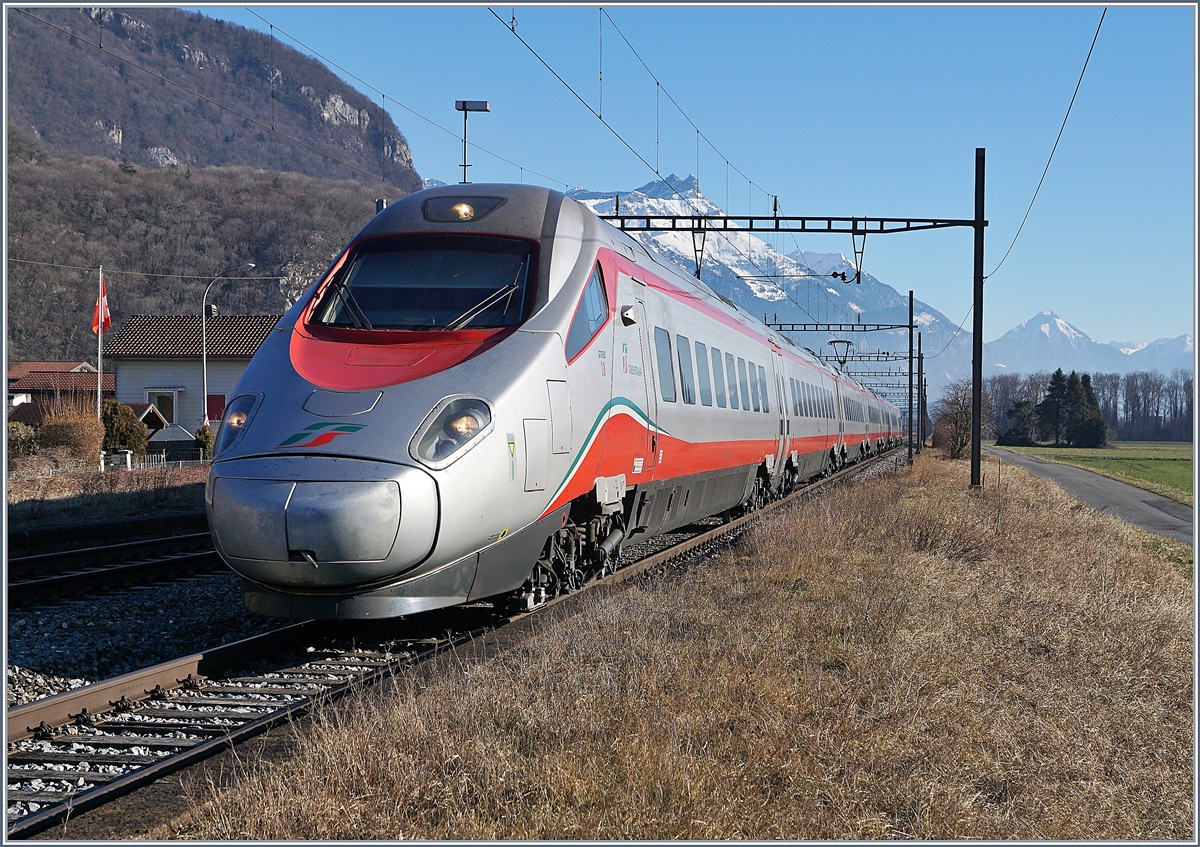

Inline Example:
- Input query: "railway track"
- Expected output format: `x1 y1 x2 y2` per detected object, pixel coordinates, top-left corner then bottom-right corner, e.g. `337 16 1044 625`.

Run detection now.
7 534 220 605
5 450 901 838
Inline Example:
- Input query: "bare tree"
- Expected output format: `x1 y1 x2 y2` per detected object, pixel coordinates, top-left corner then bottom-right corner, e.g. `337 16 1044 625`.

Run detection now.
933 377 995 459
1091 372 1121 431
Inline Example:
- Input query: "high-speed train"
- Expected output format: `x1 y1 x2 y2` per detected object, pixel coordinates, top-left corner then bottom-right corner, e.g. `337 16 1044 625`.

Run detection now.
206 184 902 619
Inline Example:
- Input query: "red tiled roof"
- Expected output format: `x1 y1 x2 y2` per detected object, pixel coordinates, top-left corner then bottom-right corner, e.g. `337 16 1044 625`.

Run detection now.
7 361 95 380
9 372 115 392
103 315 282 358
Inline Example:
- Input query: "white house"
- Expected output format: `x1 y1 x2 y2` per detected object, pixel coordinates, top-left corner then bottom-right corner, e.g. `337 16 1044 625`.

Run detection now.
103 314 282 439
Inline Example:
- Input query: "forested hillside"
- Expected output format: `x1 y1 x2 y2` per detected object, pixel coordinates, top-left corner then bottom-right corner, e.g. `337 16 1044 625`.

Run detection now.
7 6 421 189
6 125 408 363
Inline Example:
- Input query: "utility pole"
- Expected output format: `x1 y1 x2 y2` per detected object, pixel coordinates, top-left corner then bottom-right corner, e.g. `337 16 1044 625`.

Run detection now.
908 290 914 465
917 332 923 453
970 147 986 487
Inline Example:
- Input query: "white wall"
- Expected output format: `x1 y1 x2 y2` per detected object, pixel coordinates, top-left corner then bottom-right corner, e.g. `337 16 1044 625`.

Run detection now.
113 358 251 432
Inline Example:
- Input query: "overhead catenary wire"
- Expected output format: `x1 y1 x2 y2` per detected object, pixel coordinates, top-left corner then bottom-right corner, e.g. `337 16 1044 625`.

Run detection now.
986 7 1106 280
489 8 836 326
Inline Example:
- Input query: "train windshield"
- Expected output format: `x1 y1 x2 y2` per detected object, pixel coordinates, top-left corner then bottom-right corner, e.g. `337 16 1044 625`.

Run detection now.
313 235 536 331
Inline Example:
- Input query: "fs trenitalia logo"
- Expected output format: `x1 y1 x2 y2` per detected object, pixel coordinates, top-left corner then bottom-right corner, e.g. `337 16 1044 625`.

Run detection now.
275 422 365 449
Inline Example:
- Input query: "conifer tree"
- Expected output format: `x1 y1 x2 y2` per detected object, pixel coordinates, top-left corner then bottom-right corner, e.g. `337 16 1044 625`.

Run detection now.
1036 368 1068 445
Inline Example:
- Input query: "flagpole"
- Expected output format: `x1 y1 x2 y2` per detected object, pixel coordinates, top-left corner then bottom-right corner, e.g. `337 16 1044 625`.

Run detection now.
97 265 103 419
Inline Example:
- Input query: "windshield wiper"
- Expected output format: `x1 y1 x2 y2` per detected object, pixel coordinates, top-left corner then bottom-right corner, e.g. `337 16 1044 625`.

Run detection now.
329 280 373 330
443 266 523 331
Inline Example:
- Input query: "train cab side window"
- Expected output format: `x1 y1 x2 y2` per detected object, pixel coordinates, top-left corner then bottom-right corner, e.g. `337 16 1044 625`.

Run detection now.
711 347 727 408
746 360 760 412
758 365 770 413
564 266 609 362
695 342 713 406
726 353 740 410
676 334 697 405
653 327 677 403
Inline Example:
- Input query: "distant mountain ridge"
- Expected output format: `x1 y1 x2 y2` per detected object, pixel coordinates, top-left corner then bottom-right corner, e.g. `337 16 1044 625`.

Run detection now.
6 6 422 189
987 310 1193 376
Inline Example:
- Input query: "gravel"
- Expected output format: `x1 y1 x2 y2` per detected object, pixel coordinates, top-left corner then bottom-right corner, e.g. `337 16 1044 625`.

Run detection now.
6 572 281 708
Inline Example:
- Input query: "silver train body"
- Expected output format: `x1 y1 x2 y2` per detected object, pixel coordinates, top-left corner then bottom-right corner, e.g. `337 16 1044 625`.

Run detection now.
206 184 903 618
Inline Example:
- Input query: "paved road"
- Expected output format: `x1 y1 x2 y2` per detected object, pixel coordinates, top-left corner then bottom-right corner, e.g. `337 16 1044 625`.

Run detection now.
984 447 1193 545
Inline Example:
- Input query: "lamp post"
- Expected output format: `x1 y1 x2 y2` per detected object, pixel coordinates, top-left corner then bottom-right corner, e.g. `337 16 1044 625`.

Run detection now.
455 100 490 184
202 262 255 431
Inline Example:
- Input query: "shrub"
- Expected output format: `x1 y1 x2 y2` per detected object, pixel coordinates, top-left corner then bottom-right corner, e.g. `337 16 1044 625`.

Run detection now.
194 424 215 460
102 400 148 457
7 421 39 459
38 413 105 462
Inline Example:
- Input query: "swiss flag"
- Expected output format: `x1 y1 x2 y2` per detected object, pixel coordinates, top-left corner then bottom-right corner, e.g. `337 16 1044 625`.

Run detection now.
92 271 112 334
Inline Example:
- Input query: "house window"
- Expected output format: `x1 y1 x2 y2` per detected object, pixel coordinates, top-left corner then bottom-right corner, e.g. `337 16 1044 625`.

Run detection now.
146 390 177 424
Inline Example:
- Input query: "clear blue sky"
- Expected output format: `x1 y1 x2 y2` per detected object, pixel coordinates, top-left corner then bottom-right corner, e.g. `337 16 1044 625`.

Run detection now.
191 3 1195 346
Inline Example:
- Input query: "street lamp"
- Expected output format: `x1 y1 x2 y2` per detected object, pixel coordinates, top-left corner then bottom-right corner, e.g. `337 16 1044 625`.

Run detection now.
455 100 490 184
202 262 255 431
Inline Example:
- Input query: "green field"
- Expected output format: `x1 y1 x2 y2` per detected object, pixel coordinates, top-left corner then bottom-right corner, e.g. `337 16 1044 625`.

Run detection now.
991 442 1194 507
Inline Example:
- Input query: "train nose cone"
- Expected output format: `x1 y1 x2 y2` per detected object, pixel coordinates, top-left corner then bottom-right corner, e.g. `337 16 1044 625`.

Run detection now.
208 459 438 589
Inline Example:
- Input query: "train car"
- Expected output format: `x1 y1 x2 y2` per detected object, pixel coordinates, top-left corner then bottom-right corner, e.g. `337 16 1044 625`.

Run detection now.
206 184 902 619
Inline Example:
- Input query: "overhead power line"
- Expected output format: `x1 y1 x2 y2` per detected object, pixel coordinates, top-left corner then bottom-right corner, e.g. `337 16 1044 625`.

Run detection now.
17 8 393 185
243 8 572 189
8 257 278 280
490 7 838 325
986 7 1106 280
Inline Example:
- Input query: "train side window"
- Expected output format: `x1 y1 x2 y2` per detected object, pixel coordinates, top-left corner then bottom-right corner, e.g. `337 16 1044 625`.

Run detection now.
812 384 819 418
745 359 760 412
564 266 609 362
758 365 770 413
676 334 696 405
653 326 677 403
726 353 740 410
694 341 713 406
735 358 750 410
824 388 831 418
711 347 727 408
789 378 798 417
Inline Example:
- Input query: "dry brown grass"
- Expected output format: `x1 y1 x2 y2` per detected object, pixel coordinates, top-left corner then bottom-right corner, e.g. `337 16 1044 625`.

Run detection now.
6 461 207 529
180 453 1193 840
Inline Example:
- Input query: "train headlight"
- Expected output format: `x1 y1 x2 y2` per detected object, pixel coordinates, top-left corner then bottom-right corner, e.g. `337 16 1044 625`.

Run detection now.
410 396 494 469
214 393 262 458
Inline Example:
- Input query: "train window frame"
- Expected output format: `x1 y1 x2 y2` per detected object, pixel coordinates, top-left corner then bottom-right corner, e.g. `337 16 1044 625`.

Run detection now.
737 358 751 411
676 333 697 405
711 347 726 408
744 359 760 412
695 341 713 406
305 233 539 335
564 264 610 364
726 353 740 409
758 365 770 413
654 326 677 403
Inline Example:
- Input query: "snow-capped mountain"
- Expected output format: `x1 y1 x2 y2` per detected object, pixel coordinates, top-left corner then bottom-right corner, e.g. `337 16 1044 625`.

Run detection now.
986 311 1194 376
1125 334 1194 375
569 175 977 399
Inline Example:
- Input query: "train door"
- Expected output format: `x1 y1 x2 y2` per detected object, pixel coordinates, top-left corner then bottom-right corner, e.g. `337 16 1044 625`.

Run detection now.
634 296 659 477
833 379 846 459
611 274 655 482
771 351 788 476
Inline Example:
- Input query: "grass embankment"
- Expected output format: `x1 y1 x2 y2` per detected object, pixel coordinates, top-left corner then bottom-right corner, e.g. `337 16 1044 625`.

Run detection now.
991 442 1193 507
6 451 207 531
180 454 1193 840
